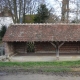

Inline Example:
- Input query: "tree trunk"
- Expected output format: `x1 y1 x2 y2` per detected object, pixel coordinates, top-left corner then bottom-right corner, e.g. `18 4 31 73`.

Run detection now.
23 0 26 23
61 0 69 23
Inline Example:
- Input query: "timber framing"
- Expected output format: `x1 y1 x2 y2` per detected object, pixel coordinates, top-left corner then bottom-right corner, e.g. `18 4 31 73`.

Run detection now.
50 42 65 60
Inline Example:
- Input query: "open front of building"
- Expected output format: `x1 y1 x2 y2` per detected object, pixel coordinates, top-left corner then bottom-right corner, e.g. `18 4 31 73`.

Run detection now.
2 23 80 61
4 41 80 58
35 42 80 55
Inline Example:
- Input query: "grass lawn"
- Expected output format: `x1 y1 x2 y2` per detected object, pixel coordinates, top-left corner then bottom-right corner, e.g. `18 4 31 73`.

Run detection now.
0 60 80 72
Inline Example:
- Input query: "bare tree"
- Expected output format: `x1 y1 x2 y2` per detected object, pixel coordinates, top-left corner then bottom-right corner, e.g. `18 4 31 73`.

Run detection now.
0 0 7 12
61 0 69 23
74 0 80 23
45 13 60 23
0 0 41 23
7 0 22 23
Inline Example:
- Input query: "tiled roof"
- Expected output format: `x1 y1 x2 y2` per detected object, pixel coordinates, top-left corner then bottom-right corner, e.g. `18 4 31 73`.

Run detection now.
2 23 80 42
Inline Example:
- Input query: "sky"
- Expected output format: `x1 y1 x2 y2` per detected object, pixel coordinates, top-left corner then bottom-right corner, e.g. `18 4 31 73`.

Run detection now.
47 0 62 5
46 0 62 17
47 0 80 21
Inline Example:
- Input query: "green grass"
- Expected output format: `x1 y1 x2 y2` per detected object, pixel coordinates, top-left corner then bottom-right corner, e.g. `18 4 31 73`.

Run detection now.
0 60 80 72
0 60 80 67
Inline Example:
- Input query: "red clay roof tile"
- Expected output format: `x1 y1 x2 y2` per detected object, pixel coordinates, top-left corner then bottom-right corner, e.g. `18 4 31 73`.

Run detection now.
2 23 80 42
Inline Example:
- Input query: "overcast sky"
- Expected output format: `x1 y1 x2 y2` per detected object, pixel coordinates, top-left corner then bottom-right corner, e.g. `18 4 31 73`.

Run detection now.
47 0 80 21
46 0 62 17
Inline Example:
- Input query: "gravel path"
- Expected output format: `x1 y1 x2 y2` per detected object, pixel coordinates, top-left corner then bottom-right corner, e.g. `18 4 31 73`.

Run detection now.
0 73 80 80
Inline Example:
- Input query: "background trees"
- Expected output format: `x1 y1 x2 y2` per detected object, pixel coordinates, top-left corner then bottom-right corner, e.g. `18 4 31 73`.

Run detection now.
0 25 7 40
0 0 41 23
61 0 69 23
61 0 80 23
34 4 50 23
0 0 80 23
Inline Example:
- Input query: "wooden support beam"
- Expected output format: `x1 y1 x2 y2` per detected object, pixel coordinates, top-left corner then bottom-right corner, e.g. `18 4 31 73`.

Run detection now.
59 42 65 49
50 42 56 48
56 46 59 60
56 42 65 60
56 42 59 60
77 43 79 53
50 41 65 60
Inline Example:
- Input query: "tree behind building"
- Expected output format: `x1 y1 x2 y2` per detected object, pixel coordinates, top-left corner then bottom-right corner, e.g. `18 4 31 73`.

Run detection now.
34 4 50 23
0 25 7 40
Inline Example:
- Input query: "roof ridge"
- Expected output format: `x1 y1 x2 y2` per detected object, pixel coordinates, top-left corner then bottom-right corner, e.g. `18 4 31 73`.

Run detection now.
11 23 80 25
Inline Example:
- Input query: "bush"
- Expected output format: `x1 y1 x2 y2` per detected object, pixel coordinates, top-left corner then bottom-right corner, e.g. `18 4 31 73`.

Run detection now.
0 25 7 40
27 42 35 52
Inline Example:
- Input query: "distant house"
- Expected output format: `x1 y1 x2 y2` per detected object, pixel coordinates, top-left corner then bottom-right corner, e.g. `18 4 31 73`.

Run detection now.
0 7 12 17
2 23 80 60
0 7 13 27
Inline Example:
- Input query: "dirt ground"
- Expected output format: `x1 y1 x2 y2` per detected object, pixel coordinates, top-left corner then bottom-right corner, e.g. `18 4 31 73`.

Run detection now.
0 73 80 80
0 66 80 80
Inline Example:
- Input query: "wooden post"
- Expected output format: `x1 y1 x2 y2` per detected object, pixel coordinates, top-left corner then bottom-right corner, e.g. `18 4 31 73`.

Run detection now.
77 42 79 53
56 42 59 60
56 42 65 60
50 41 65 60
56 46 59 60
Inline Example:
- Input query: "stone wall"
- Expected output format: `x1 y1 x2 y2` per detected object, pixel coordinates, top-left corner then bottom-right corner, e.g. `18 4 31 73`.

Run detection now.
5 42 27 56
5 42 14 56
